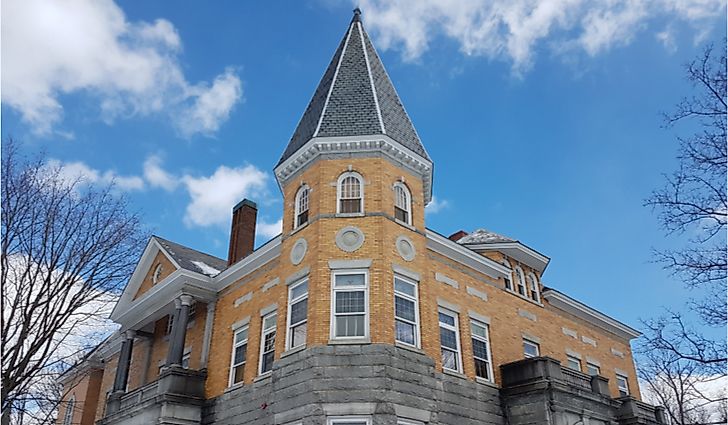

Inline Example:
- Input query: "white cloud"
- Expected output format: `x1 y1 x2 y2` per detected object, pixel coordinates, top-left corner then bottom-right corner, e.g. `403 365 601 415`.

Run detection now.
426 195 450 214
143 155 179 191
257 219 283 239
1 0 242 136
358 0 725 73
182 165 269 227
46 159 145 192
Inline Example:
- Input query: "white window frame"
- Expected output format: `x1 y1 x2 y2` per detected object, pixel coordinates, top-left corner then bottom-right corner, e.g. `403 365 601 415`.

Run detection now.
393 182 412 225
286 278 309 350
527 273 540 302
165 314 174 335
228 325 249 386
470 319 494 382
63 395 75 425
393 274 420 348
152 263 163 284
336 172 364 215
616 374 630 396
438 307 462 373
330 269 369 340
503 259 513 291
586 362 601 376
566 355 582 371
327 417 372 425
515 266 527 296
258 312 277 375
181 351 191 369
294 185 310 229
523 338 540 358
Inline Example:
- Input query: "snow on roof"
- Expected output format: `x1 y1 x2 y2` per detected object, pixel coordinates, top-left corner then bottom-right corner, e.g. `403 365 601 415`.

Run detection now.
457 228 515 245
191 260 221 277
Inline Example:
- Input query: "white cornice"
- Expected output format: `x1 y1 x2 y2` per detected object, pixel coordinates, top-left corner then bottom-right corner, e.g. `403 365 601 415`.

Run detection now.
274 134 434 205
463 242 550 273
426 230 510 280
542 289 641 340
213 235 281 290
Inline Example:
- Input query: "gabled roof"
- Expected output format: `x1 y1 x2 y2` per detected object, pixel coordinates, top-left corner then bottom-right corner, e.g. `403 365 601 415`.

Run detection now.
456 228 550 273
153 236 226 277
277 9 429 166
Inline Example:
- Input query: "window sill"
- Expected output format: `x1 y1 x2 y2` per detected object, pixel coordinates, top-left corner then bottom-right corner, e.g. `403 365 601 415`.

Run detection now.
224 382 245 393
395 341 423 354
328 337 371 345
280 345 306 358
253 372 272 383
442 368 468 380
335 212 365 218
505 289 544 307
290 222 309 236
475 376 498 388
394 219 416 232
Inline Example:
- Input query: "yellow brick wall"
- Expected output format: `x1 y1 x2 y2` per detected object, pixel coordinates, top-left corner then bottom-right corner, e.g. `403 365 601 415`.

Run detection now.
95 353 118 422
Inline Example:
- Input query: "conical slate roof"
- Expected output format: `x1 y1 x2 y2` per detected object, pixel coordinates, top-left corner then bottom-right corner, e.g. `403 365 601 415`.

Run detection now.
278 9 429 166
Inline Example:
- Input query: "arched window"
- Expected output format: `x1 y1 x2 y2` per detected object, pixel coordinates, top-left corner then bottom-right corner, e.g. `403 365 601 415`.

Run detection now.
393 182 412 225
294 185 310 229
63 396 75 425
152 263 163 285
515 267 527 296
527 273 540 302
337 172 363 214
502 259 513 291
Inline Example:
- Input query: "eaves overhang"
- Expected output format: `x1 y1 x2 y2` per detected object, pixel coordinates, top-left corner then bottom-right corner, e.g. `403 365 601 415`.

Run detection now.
463 241 550 273
112 269 215 332
542 288 641 341
274 135 434 205
426 229 510 280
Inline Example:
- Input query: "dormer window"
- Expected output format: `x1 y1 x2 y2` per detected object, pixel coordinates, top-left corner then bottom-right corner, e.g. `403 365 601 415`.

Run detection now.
393 182 412 225
294 185 310 229
515 267 527 296
503 259 513 291
527 273 540 302
337 172 363 214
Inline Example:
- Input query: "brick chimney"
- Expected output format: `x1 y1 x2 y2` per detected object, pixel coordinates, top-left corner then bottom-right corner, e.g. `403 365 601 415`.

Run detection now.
228 199 257 266
448 230 469 242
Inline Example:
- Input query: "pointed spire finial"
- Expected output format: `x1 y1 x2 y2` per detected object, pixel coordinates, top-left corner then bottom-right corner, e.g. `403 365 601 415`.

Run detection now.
352 7 362 22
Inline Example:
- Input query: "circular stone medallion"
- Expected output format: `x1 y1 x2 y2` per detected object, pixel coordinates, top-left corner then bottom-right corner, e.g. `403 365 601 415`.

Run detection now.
290 238 308 265
396 235 416 261
335 226 365 252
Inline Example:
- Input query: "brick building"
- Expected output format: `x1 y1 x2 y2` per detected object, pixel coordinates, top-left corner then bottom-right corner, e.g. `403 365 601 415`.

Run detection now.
57 10 665 425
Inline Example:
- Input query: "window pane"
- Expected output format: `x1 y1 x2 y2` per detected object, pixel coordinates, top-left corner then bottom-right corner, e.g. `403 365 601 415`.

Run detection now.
233 364 245 384
395 296 416 322
441 349 457 370
263 314 277 330
471 322 488 339
524 341 539 357
340 198 361 213
263 331 276 352
335 315 365 337
234 328 248 344
395 207 407 222
474 358 490 379
587 364 600 376
291 280 309 299
261 351 274 373
291 323 307 347
438 312 455 327
335 273 365 287
472 338 489 360
395 320 415 345
440 327 457 350
290 298 308 324
297 211 308 227
394 278 416 297
567 357 581 371
335 291 365 313
234 344 247 364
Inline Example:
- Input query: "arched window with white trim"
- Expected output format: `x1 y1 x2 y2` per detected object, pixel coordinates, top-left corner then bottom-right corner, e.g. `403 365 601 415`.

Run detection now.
515 266 527 296
502 259 513 291
393 182 412 225
337 172 363 214
294 185 310 229
527 273 540 302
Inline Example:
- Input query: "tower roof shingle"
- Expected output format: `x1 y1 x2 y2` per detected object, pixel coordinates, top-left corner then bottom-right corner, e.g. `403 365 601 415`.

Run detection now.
277 10 430 166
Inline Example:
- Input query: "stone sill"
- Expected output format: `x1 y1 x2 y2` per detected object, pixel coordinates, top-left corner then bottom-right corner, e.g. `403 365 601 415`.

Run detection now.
476 376 499 389
442 368 468 380
335 212 365 218
223 382 244 394
394 341 424 354
280 345 306 358
505 289 545 308
394 219 416 232
328 337 371 345
290 222 309 236
253 372 272 383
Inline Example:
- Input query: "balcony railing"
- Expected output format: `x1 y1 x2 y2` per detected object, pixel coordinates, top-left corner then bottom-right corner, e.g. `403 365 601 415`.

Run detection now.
561 366 593 391
118 380 159 410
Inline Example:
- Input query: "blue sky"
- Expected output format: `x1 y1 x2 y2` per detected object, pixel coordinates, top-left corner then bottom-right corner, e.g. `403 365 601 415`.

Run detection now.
2 0 725 333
